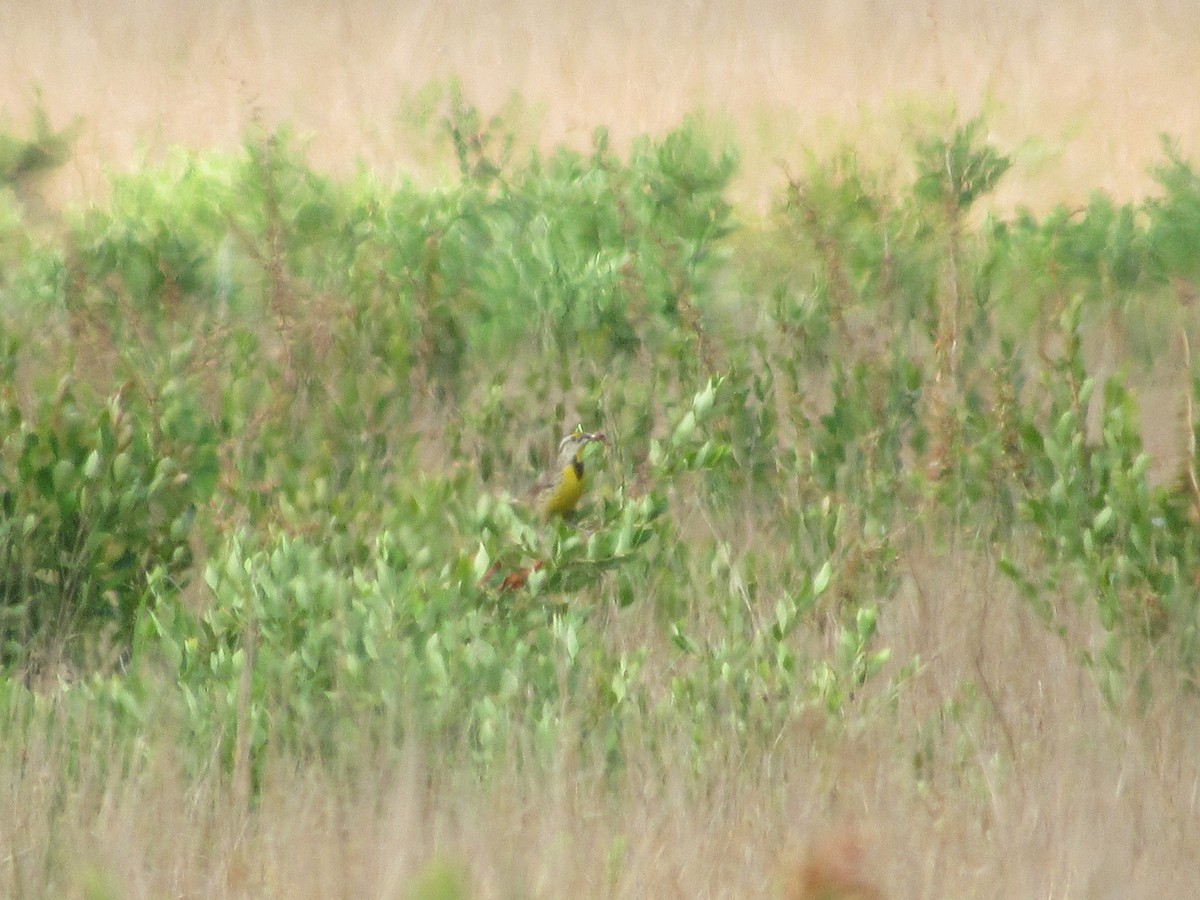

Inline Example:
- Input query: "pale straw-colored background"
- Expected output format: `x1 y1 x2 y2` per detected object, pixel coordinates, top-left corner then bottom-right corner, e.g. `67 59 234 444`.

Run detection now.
4 1 1199 213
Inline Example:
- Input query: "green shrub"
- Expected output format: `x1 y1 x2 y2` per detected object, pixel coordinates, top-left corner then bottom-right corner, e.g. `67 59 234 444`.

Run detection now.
6 99 1200 793
0 336 216 669
1146 139 1200 286
0 97 77 191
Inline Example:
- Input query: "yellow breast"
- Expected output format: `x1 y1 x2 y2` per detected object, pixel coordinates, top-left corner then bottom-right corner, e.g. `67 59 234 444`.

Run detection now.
542 462 586 516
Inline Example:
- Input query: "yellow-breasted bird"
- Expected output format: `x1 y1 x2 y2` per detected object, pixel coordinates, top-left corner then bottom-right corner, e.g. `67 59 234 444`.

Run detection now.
481 427 608 591
530 427 607 518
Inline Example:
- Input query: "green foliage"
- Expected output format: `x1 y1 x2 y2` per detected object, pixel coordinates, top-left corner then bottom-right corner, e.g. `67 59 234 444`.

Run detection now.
0 94 77 190
1009 297 1200 693
66 133 363 321
130 377 741 777
912 118 1012 212
4 99 1200 797
0 336 216 667
0 98 76 313
1146 138 1200 284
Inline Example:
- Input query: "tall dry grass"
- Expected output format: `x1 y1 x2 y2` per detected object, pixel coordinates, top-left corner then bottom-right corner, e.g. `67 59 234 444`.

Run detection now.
3 1 1200 212
3 542 1198 897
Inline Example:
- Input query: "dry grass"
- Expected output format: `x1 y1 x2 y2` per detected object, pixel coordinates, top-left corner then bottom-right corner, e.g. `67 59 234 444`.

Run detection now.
3 543 1199 898
3 1 1200 213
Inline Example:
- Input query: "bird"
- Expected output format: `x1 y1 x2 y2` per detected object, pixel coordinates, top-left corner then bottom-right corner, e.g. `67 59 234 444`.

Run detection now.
479 427 609 592
529 427 607 518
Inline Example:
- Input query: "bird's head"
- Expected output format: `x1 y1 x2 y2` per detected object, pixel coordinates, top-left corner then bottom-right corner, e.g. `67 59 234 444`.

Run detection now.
556 427 607 467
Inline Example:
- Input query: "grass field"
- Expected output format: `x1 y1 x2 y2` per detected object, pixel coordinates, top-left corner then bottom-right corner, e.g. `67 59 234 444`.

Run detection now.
9 547 1197 897
3 3 1200 898
5 0 1200 211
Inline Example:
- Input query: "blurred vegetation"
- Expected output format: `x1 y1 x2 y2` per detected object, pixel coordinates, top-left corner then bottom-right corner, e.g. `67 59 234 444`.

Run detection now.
2 91 1200 829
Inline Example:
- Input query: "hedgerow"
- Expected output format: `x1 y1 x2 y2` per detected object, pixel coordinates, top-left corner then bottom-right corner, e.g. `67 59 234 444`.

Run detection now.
1 97 1198 784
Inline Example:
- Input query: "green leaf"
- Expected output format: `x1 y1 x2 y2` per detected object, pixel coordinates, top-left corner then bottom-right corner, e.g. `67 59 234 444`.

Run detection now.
692 379 716 418
812 560 833 596
472 543 491 584
82 449 102 480
672 410 697 447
